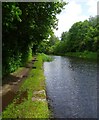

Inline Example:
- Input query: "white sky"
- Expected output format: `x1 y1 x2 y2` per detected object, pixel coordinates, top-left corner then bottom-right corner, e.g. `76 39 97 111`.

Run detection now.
54 0 98 38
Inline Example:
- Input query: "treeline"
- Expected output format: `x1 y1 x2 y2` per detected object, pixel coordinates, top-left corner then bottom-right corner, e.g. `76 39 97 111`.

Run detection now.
2 2 66 76
37 34 60 54
38 16 98 55
53 16 99 54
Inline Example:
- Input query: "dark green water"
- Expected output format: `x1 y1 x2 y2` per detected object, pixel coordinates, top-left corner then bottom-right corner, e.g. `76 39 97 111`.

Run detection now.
44 56 97 118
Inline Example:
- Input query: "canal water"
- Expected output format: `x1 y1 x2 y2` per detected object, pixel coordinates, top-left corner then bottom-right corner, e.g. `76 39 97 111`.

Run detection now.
44 56 97 118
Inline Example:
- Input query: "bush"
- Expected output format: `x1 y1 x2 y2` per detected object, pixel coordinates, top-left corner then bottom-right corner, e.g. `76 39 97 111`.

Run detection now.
39 53 53 62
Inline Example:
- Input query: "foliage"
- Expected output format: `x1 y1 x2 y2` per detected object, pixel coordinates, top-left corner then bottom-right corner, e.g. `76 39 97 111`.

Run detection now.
39 53 53 62
2 2 66 76
37 35 60 54
61 31 69 41
53 16 98 55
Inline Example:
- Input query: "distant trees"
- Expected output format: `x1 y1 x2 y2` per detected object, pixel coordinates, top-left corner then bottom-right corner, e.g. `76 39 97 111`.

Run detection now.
61 31 69 41
53 16 98 54
2 2 66 76
38 35 60 54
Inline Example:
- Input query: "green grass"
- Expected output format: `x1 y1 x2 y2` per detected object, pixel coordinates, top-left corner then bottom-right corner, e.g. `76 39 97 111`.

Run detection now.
2 54 50 118
65 51 97 60
39 53 53 62
10 67 24 75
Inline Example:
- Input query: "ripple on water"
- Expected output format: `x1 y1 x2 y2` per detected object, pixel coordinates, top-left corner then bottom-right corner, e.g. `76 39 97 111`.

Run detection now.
44 56 97 118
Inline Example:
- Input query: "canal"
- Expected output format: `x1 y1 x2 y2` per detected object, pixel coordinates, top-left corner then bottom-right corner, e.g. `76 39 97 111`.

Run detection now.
44 56 97 118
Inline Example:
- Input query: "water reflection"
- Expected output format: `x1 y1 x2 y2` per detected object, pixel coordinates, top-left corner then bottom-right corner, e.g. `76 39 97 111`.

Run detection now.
44 56 97 118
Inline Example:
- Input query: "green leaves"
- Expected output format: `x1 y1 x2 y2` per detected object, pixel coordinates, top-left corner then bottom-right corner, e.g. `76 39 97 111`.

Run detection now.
2 2 66 76
53 15 98 54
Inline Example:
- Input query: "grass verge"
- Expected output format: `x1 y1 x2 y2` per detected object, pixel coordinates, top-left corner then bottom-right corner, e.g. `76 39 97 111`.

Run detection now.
2 54 50 118
65 51 97 60
39 53 53 62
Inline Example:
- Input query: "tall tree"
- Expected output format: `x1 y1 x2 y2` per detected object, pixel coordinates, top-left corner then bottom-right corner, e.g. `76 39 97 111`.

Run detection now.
2 2 66 75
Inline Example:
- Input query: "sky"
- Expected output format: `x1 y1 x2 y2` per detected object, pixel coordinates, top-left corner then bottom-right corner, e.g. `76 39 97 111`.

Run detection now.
54 0 98 38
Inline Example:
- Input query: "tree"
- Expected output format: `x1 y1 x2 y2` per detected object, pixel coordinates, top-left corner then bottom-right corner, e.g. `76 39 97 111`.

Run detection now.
61 31 69 41
2 2 66 76
53 15 98 54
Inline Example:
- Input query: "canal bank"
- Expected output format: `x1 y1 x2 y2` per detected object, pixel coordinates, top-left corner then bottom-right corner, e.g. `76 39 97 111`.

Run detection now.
54 51 97 60
2 54 51 118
